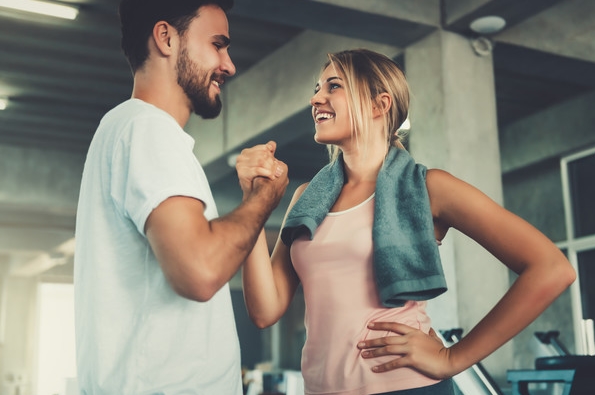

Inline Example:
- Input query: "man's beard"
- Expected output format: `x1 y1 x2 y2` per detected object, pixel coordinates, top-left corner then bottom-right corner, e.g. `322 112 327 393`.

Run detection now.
176 47 222 119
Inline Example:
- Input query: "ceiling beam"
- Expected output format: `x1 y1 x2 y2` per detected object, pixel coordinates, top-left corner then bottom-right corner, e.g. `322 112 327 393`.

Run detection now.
229 0 437 47
494 43 595 89
442 0 564 36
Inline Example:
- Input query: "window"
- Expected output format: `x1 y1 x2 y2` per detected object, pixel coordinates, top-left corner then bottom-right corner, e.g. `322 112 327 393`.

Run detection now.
561 146 595 354
35 282 77 395
567 153 595 238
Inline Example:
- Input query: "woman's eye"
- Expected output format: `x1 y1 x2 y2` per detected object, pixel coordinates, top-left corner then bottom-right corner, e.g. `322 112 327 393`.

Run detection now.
313 82 340 94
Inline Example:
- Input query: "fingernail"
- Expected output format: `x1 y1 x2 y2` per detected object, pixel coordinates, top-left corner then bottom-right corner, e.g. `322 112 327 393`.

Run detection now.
361 351 369 357
357 342 365 348
368 322 375 328
275 166 283 177
372 367 379 372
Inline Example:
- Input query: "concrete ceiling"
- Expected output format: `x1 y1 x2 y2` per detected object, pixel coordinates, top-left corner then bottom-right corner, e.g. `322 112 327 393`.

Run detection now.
3 0 593 150
1 0 594 277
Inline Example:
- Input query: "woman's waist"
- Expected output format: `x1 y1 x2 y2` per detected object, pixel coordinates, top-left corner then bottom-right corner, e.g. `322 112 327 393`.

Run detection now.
304 301 431 351
301 302 436 394
306 298 428 325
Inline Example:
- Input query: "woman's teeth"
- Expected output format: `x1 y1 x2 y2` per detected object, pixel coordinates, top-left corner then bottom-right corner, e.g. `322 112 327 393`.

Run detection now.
316 113 334 121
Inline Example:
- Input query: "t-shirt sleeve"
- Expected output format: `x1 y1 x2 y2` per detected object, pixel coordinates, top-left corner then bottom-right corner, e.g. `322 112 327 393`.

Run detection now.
110 114 208 236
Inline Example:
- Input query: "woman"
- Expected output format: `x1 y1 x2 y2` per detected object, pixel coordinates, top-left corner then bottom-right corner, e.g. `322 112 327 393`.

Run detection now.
239 48 575 395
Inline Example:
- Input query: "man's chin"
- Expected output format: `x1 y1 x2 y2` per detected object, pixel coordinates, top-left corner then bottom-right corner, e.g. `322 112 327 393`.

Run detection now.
191 98 222 119
194 105 222 119
196 110 221 120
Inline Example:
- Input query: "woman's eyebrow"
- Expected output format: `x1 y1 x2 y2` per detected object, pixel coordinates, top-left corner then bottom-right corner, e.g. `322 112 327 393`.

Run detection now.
315 76 343 90
316 77 341 87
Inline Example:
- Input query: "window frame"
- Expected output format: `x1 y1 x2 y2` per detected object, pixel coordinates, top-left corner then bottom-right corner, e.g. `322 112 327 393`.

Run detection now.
560 145 595 354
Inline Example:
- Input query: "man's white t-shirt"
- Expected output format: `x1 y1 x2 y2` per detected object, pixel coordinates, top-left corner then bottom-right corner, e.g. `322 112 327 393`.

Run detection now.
74 99 242 395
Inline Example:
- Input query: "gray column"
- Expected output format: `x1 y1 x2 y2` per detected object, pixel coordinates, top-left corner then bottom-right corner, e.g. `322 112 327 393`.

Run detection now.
406 30 512 381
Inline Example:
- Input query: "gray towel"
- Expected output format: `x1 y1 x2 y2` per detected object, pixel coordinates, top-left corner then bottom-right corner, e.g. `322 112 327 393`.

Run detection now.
281 147 447 307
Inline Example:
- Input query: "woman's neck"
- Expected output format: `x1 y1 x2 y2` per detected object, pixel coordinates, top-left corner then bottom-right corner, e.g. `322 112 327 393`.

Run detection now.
341 143 388 185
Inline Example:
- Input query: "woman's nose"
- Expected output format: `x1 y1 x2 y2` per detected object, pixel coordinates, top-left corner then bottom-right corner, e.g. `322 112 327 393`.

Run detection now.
310 91 324 106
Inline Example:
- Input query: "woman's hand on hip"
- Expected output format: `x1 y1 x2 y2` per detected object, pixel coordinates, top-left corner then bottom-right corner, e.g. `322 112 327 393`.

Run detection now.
357 322 457 380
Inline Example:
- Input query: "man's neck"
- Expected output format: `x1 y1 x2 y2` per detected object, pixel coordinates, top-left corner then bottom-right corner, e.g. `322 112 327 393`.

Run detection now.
131 71 191 128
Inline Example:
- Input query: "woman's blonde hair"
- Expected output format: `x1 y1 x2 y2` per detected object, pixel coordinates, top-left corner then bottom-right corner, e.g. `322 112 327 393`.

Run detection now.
322 49 410 161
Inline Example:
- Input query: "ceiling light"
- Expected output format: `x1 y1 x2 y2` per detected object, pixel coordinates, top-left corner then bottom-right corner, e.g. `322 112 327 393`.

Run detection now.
0 0 79 20
0 98 7 111
469 16 506 35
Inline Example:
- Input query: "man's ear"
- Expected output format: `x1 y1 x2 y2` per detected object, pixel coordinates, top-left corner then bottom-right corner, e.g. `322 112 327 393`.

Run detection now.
372 93 392 118
152 21 175 56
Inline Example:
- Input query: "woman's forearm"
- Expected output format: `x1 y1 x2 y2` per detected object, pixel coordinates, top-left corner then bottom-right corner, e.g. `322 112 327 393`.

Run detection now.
448 252 575 375
242 230 298 328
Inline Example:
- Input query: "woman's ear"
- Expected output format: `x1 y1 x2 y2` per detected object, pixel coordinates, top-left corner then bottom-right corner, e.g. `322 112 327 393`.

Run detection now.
372 92 392 118
152 21 175 56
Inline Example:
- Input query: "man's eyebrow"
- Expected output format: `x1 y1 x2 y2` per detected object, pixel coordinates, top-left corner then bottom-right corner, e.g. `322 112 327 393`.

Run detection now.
214 34 231 47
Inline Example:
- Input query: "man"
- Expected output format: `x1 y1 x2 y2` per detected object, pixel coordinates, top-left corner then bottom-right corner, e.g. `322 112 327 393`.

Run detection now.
73 0 288 394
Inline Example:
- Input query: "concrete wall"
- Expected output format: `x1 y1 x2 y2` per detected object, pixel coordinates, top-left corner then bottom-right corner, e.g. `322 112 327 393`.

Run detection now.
0 145 83 213
499 89 595 365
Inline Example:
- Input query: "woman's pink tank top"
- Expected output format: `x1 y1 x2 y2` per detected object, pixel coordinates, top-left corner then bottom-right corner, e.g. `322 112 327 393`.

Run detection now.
291 195 440 395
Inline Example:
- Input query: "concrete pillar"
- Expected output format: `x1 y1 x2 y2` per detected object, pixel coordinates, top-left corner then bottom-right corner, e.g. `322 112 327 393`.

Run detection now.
405 30 511 381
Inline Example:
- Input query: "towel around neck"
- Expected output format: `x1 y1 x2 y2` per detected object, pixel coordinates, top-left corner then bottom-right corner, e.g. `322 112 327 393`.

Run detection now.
281 147 447 307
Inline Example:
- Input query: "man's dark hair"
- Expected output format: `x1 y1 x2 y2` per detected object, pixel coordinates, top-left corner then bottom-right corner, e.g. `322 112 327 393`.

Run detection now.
119 0 234 73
